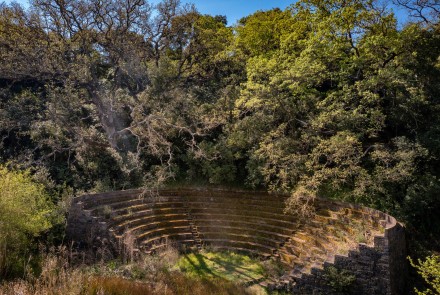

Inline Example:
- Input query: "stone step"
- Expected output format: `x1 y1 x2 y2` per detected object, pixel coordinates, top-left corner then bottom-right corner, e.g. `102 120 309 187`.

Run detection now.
186 197 287 209
80 190 143 203
86 196 295 220
114 220 191 238
199 232 282 248
111 207 189 223
191 212 298 228
278 252 298 265
290 234 334 251
189 207 297 222
196 224 291 241
181 189 287 201
92 198 185 212
280 244 326 261
81 189 182 209
140 233 195 248
188 202 291 215
315 208 332 217
193 219 295 235
111 214 190 232
136 226 193 242
282 242 303 255
202 239 276 254
312 214 340 225
293 231 317 243
111 201 186 214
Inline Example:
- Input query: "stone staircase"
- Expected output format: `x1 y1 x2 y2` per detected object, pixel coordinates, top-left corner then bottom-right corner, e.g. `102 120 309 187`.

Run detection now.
183 195 203 251
266 205 390 291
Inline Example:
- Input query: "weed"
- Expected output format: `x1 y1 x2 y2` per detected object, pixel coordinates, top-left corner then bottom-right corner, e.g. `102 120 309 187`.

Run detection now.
324 266 356 293
261 259 285 278
102 205 113 219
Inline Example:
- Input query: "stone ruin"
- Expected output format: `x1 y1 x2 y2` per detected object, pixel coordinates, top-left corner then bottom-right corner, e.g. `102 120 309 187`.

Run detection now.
66 188 406 294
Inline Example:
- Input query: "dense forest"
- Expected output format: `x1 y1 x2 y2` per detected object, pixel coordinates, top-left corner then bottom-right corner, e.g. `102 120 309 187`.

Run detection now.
0 0 440 293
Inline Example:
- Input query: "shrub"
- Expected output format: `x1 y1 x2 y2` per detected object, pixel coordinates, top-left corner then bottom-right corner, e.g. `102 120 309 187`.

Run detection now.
324 266 356 293
409 255 440 295
102 205 113 219
0 165 55 279
0 246 85 295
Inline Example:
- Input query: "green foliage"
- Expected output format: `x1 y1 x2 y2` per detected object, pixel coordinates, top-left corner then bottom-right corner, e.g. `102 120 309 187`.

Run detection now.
410 255 440 295
236 8 293 57
224 0 440 223
401 175 440 236
0 165 55 278
324 266 356 293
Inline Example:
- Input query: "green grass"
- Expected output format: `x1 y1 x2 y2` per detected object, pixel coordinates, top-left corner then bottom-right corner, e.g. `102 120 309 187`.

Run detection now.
175 251 266 284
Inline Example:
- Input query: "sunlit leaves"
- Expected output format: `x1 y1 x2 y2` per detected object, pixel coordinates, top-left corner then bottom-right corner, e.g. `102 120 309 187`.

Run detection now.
0 165 54 276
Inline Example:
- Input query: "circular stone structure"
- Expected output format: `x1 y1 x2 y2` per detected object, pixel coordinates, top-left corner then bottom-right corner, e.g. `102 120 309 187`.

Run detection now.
67 188 406 294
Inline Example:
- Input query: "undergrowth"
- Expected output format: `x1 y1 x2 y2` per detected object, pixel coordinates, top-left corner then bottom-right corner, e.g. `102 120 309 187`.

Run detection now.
0 246 267 295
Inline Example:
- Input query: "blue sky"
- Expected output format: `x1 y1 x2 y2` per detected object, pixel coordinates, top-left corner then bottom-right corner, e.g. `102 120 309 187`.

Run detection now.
3 0 408 26
180 0 293 24
180 1 408 25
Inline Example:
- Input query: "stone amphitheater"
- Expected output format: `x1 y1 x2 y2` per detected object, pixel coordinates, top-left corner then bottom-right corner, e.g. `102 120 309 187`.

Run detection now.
67 188 406 294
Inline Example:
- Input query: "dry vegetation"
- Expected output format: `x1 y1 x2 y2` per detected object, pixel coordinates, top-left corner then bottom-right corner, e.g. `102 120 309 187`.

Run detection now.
0 246 265 295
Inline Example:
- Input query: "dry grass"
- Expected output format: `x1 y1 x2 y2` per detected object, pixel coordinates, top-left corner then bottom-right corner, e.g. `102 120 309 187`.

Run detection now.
1 270 253 295
86 276 154 295
0 246 85 295
0 245 258 295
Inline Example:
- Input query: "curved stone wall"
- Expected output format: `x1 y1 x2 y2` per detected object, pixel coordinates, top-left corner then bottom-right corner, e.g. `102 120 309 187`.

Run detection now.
66 188 406 294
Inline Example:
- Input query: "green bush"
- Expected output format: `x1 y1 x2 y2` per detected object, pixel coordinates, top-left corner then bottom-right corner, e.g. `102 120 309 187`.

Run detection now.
0 165 55 279
324 266 356 293
410 255 440 295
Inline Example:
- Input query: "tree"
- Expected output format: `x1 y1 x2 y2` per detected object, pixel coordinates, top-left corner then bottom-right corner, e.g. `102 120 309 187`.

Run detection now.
0 0 235 191
393 0 439 25
223 0 440 218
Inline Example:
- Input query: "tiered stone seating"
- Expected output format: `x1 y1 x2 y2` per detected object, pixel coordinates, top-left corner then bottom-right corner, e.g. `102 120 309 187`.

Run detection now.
75 189 302 257
68 188 403 293
78 190 196 254
177 189 299 258
73 188 386 279
275 203 385 284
